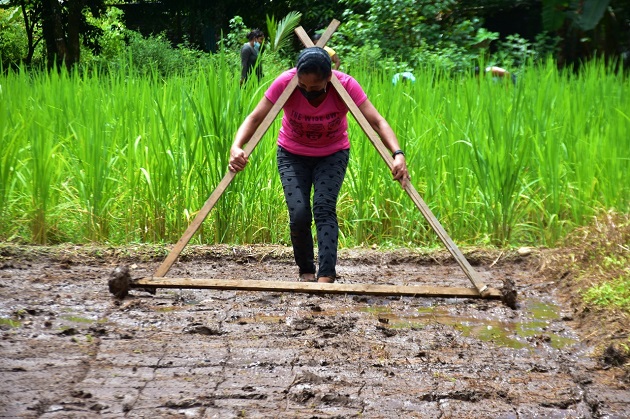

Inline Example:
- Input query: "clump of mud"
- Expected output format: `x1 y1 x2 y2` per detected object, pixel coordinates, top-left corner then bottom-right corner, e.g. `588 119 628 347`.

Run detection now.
501 277 518 309
108 266 131 299
602 343 629 367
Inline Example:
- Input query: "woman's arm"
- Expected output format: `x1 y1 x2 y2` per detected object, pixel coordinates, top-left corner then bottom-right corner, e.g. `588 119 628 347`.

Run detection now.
359 99 410 187
228 96 274 172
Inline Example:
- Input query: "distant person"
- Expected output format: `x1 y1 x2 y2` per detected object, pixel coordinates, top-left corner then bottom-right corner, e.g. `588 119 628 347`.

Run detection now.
475 66 516 84
241 29 265 85
392 72 416 85
311 33 341 70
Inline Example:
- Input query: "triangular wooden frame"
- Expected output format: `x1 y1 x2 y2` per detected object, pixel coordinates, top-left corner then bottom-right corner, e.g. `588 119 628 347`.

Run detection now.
137 20 498 299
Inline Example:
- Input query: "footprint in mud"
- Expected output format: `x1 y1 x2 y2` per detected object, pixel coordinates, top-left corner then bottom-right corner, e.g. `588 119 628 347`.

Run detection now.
314 316 357 337
288 317 314 331
288 372 355 406
184 323 223 335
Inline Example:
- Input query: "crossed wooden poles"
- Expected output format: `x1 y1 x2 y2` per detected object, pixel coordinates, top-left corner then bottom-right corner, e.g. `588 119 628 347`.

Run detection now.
127 20 500 299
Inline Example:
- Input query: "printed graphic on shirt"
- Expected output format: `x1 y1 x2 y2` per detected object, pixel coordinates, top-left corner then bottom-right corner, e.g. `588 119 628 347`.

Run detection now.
288 110 342 147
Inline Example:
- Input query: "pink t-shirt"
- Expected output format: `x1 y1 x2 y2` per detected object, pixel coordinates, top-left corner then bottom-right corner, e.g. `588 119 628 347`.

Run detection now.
264 68 368 157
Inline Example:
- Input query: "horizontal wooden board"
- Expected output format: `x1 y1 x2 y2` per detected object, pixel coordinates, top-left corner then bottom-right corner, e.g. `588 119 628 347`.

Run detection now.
133 277 502 299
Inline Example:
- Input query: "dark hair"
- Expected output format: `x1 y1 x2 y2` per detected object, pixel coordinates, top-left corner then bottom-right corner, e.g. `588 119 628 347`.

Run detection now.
296 47 332 80
311 33 322 41
247 29 264 41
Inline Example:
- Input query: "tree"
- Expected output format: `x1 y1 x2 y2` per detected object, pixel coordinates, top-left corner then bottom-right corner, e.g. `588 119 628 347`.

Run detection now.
8 0 106 69
14 0 42 65
542 0 624 67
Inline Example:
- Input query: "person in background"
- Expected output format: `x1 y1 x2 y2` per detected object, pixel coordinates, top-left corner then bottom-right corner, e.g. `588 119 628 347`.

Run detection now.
392 72 416 85
229 47 409 283
475 66 517 84
311 33 341 70
241 29 264 85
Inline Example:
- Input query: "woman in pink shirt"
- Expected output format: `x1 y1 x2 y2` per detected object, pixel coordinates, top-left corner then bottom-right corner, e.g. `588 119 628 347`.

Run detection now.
229 47 409 283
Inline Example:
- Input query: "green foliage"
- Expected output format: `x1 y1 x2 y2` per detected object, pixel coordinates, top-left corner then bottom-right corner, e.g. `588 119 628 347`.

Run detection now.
0 7 26 68
493 34 537 69
123 31 209 76
415 43 476 75
266 11 302 53
83 6 128 62
1 59 628 247
574 0 612 31
541 0 567 32
543 0 613 32
490 32 560 70
583 275 630 311
335 0 504 73
224 16 248 52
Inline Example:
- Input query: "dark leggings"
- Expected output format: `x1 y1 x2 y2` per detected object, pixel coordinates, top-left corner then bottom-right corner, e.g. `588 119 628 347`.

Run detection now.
277 147 349 279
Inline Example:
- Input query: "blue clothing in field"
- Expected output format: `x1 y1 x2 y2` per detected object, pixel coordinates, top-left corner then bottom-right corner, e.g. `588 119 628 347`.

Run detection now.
392 72 416 85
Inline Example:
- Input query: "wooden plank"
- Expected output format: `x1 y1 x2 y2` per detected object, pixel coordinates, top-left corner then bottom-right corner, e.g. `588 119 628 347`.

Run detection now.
314 19 340 47
133 277 502 299
295 26 490 296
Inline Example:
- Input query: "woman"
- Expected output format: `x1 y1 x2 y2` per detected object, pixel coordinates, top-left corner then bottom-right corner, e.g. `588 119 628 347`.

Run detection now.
240 29 264 84
229 47 409 283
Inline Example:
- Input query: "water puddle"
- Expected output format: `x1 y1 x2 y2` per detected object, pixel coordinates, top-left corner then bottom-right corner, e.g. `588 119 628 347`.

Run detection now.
244 299 577 351
374 301 577 350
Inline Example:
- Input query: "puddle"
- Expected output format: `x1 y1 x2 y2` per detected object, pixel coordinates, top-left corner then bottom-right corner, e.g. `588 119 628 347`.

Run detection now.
384 300 577 350
241 300 578 351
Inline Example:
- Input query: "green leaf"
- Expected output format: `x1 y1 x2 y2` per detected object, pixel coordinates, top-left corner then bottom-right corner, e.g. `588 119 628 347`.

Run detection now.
266 11 302 53
575 0 611 31
542 0 568 32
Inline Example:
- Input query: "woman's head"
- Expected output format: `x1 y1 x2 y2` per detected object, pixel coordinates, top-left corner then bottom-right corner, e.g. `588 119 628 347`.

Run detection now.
247 29 264 41
296 47 332 80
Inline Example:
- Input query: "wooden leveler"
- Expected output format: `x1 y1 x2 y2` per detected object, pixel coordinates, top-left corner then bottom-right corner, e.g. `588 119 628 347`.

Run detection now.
124 20 500 300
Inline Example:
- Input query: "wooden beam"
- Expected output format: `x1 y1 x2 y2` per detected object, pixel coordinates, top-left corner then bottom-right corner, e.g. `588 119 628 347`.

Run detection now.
133 277 502 299
294 26 490 297
314 19 340 47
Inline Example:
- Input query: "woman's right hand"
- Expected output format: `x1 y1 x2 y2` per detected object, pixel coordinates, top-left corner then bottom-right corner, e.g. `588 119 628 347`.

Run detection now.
228 146 248 172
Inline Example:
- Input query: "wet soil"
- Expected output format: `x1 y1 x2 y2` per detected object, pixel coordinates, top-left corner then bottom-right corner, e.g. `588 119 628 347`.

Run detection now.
0 244 629 418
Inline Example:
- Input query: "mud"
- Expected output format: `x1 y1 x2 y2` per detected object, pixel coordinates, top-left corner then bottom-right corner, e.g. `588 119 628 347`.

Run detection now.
0 244 628 418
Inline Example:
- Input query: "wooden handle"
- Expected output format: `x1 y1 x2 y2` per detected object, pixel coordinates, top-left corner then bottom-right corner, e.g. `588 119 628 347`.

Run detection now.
294 27 489 296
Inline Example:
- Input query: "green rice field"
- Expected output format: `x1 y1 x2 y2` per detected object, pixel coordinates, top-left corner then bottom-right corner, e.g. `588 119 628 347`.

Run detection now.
1 58 628 248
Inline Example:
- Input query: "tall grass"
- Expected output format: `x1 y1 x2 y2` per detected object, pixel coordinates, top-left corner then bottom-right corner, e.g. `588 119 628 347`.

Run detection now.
0 57 628 248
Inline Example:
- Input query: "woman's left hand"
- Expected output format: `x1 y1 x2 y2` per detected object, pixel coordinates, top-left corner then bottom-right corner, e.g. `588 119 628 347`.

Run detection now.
392 154 410 188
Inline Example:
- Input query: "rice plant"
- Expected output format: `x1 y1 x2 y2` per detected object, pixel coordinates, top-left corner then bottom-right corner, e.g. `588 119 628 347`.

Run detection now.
0 57 628 248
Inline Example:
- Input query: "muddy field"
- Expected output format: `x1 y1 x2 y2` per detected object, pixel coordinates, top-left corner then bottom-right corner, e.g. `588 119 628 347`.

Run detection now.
0 244 629 418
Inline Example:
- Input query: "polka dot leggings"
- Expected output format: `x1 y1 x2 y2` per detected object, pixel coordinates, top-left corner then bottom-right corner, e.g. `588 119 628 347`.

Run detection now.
277 146 349 279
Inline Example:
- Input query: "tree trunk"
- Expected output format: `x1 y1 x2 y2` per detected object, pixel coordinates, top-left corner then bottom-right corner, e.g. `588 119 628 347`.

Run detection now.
41 0 69 69
66 1 83 67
